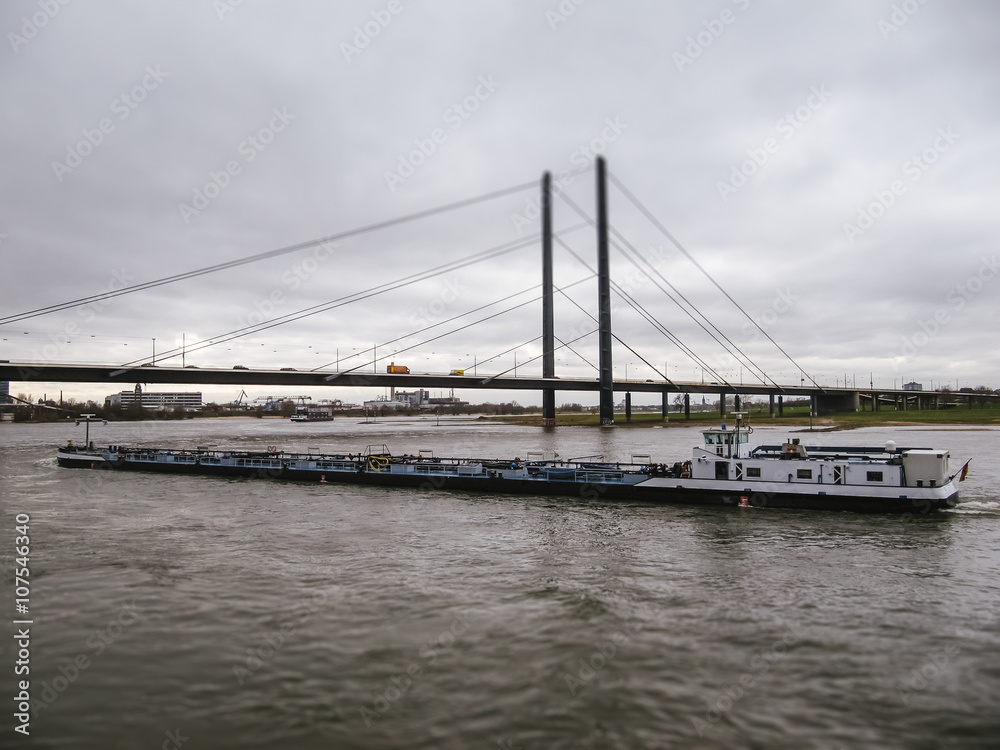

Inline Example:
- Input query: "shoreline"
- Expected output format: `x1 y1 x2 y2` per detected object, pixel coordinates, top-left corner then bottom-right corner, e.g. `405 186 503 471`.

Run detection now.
477 409 1000 430
7 409 1000 431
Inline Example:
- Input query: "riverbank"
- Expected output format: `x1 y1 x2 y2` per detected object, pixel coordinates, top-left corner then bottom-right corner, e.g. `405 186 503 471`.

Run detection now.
480 406 1000 430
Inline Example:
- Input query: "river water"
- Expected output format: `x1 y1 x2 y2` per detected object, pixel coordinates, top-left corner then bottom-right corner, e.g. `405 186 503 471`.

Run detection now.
2 417 999 749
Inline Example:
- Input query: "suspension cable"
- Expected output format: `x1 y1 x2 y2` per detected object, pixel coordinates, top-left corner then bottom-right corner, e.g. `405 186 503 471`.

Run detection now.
607 169 822 391
327 276 594 376
557 191 763 388
553 236 729 386
0 180 537 326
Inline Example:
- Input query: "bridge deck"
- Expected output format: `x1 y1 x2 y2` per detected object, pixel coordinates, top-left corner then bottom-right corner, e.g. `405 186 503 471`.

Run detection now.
0 361 957 398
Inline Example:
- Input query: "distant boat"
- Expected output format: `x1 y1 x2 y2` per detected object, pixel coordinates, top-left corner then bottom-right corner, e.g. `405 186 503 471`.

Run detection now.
290 405 334 423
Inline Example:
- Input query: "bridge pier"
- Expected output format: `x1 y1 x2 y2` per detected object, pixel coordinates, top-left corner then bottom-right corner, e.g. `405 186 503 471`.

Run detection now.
684 394 690 420
719 393 725 417
625 392 632 423
815 390 859 415
778 395 784 417
662 390 669 421
769 394 774 417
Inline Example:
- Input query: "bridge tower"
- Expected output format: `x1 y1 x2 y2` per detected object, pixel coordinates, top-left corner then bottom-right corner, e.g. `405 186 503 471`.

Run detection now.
596 157 614 425
541 172 556 427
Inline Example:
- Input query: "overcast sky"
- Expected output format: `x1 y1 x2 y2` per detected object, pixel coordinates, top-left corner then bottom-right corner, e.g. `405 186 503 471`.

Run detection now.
1 0 998 406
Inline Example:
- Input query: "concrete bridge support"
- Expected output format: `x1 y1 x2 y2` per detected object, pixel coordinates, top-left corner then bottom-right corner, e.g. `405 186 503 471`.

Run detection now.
815 390 860 415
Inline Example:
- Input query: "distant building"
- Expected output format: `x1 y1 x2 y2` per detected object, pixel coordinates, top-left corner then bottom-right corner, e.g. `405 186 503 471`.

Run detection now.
106 384 202 410
902 382 923 391
363 389 466 410
363 389 426 410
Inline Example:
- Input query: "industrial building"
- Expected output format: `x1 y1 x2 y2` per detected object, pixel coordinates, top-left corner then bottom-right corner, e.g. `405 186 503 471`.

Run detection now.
363 389 467 411
106 384 202 411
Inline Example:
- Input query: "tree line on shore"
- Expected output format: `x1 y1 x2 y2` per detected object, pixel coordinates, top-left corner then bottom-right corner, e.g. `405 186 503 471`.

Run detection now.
6 385 998 423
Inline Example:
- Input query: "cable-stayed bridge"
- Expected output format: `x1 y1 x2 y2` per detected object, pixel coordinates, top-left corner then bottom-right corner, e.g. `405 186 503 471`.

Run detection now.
1 158 973 422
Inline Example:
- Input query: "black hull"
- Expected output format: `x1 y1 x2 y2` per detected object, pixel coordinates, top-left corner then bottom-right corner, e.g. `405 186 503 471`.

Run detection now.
56 454 958 515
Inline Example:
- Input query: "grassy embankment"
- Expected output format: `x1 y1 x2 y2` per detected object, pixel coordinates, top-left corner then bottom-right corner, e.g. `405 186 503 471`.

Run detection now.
481 405 1000 430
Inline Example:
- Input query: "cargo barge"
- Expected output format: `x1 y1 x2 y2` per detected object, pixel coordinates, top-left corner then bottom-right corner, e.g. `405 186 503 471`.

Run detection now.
55 417 965 514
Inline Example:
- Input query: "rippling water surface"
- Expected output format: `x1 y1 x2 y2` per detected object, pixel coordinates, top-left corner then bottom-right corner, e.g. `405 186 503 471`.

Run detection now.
2 417 999 749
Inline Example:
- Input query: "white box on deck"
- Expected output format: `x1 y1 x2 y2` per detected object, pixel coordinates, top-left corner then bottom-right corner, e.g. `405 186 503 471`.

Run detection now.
902 450 949 487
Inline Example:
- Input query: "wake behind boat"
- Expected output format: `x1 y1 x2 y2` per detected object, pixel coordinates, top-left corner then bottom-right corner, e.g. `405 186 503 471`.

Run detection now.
55 415 966 514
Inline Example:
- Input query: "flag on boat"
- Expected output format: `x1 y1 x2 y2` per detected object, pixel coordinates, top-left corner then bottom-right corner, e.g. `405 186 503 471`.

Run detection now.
958 460 972 482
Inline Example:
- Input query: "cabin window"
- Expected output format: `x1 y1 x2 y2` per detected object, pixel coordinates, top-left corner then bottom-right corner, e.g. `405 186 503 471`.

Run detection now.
796 469 813 480
747 467 761 478
833 466 843 485
867 471 884 482
715 462 729 479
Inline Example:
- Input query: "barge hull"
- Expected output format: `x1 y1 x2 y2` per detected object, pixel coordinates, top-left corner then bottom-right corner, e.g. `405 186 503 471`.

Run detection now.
55 450 958 514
